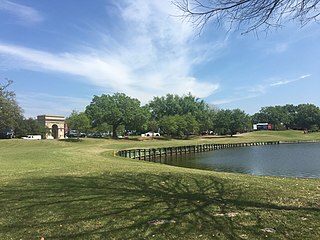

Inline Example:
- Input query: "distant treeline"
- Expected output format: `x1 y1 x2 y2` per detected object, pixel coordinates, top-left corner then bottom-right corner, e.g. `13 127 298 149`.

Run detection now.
252 104 320 131
1 80 319 138
68 93 320 137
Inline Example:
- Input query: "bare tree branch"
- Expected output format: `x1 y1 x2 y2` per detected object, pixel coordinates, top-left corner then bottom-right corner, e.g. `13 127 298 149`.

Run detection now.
173 0 320 33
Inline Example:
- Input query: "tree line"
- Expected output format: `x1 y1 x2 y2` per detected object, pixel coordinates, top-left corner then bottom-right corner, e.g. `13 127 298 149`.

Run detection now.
71 92 252 138
1 79 320 138
68 92 320 138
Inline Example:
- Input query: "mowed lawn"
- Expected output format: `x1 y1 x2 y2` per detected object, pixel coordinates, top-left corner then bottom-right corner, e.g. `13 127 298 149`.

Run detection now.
0 131 319 239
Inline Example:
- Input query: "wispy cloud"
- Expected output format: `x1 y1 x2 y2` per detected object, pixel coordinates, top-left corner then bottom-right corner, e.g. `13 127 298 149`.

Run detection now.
266 42 289 54
212 74 311 105
269 74 311 86
0 0 224 106
0 0 43 24
17 93 91 118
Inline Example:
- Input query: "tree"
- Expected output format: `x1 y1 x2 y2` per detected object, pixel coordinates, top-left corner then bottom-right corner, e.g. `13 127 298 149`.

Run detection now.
94 122 113 135
85 93 147 138
174 0 320 33
213 109 250 136
252 105 289 130
0 79 23 130
282 104 298 129
213 109 230 135
229 109 251 135
124 106 150 134
159 115 179 136
148 94 183 120
148 93 213 133
15 117 46 137
252 104 320 130
295 104 320 131
160 114 200 137
180 114 200 136
147 119 160 133
66 111 91 136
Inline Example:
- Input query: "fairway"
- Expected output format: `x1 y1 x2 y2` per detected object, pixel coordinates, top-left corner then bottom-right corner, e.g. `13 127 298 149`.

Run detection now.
0 131 320 239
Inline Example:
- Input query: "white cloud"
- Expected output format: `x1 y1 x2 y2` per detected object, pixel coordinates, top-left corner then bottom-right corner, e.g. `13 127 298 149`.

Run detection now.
212 74 311 105
0 0 43 24
269 74 311 86
211 91 262 105
0 0 224 106
274 43 288 53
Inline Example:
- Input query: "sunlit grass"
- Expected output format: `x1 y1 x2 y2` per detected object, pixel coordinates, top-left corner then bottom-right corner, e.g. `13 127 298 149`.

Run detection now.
0 131 319 239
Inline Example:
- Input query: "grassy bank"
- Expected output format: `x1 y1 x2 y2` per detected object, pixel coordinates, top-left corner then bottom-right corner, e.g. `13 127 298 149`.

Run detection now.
0 131 319 239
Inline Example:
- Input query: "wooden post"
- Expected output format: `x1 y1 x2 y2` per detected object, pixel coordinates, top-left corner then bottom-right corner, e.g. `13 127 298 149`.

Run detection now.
153 148 156 160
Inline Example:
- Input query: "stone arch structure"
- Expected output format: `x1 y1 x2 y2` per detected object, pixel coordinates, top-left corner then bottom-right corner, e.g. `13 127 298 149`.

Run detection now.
37 115 65 139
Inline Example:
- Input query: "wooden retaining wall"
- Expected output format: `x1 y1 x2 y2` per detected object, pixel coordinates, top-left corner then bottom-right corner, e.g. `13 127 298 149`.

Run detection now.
280 140 320 144
116 141 280 161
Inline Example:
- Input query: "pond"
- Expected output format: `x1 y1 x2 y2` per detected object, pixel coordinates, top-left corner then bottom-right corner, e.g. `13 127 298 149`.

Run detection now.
161 143 320 178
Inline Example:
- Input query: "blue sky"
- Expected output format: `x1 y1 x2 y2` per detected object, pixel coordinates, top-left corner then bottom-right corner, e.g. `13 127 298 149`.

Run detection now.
0 0 319 118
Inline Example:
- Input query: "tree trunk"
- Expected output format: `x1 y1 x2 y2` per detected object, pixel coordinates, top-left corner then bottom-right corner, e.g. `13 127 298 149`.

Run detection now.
112 125 118 138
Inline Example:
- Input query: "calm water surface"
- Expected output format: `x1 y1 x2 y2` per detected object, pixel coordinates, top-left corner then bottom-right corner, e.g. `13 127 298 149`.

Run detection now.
162 143 320 178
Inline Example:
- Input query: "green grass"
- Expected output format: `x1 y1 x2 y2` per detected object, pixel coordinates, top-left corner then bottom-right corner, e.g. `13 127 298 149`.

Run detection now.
0 130 319 239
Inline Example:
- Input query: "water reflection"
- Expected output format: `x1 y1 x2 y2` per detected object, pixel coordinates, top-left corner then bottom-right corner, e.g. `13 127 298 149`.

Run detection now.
160 143 320 178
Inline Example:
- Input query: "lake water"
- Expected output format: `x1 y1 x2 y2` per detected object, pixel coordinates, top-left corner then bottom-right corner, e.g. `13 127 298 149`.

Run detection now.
161 143 320 178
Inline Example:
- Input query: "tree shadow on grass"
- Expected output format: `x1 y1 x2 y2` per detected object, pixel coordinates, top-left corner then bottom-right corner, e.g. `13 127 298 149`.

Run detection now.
59 138 83 143
0 173 319 239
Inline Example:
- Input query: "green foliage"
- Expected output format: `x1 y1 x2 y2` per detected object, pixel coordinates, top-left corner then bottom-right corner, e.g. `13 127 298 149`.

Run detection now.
252 105 291 130
93 122 112 134
213 109 250 136
182 114 200 135
148 94 181 120
148 93 214 134
85 93 147 137
159 115 179 136
149 93 211 119
295 104 320 130
147 119 159 133
253 104 320 131
0 79 23 130
66 110 91 133
159 114 199 137
15 117 46 137
124 105 150 134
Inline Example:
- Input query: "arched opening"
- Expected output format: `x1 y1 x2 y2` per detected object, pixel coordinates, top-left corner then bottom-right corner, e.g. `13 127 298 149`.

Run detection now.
52 124 59 139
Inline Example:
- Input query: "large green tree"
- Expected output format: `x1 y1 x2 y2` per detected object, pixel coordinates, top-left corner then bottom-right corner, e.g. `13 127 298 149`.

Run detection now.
85 93 148 138
213 109 250 136
148 93 214 133
295 104 320 131
0 79 23 130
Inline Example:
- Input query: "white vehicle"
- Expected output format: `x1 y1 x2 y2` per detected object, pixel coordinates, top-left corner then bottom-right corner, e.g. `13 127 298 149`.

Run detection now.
21 135 42 140
143 131 160 137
